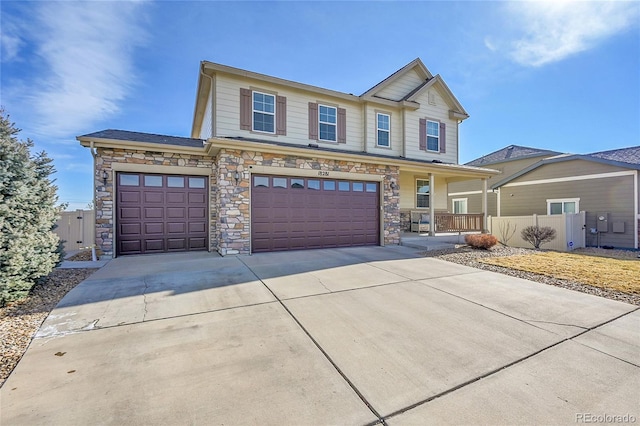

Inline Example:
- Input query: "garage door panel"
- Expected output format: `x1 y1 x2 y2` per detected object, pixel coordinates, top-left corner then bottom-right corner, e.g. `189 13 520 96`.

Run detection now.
251 174 379 253
145 239 165 252
188 207 206 219
166 192 186 203
144 207 164 219
120 207 141 219
144 223 163 235
120 240 142 254
188 222 206 233
120 223 141 235
117 172 208 256
120 191 140 203
188 192 206 203
144 191 163 203
189 237 206 250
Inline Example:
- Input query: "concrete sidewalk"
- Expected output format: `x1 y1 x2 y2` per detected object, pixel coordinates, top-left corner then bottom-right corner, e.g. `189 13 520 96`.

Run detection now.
2 246 638 425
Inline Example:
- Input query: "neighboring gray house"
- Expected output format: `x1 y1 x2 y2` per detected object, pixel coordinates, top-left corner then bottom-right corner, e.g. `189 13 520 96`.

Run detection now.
447 145 561 216
492 146 640 249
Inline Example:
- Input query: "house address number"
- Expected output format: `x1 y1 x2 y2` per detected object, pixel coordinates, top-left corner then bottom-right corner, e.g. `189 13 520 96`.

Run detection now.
318 171 330 176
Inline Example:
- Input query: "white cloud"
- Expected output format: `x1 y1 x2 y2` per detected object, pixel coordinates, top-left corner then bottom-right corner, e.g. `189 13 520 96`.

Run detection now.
498 1 639 67
5 1 149 138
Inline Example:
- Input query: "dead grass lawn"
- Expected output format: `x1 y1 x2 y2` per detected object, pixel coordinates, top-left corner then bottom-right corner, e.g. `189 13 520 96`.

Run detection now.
479 252 640 294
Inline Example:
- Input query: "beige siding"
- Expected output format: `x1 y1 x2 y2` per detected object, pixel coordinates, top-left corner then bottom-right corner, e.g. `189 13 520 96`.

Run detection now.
448 193 497 216
398 172 447 210
500 172 636 248
200 86 213 139
215 74 364 152
376 69 424 101
364 105 403 156
404 89 458 164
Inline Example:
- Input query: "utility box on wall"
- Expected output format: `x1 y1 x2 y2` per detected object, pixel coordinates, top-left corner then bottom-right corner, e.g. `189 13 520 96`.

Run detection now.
596 213 609 233
612 222 625 233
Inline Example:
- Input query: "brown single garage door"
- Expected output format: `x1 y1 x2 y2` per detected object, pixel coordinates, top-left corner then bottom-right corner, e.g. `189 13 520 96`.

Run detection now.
116 172 208 256
251 174 380 253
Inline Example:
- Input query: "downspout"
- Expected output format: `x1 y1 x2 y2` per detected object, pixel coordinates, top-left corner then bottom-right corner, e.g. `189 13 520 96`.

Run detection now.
199 63 216 254
89 141 98 254
635 170 638 249
199 63 215 138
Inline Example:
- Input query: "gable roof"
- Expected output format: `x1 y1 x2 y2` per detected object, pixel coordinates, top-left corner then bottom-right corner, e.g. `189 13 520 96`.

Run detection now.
360 58 433 98
492 145 640 189
78 129 206 149
466 145 562 166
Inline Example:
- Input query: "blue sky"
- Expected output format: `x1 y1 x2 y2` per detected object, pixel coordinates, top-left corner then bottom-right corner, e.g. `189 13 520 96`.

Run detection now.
1 1 639 210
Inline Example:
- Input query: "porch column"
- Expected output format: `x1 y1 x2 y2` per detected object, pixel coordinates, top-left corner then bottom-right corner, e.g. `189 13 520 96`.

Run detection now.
482 178 488 233
429 172 435 236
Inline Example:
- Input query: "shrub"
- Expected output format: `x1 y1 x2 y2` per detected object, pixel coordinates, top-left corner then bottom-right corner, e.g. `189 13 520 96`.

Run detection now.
521 225 556 249
0 110 62 306
464 234 498 249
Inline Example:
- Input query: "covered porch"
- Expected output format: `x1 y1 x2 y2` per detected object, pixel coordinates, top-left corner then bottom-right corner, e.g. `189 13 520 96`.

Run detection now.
397 163 497 237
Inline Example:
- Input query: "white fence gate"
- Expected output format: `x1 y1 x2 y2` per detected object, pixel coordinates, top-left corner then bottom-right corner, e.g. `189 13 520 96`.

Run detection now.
488 212 586 251
54 210 95 252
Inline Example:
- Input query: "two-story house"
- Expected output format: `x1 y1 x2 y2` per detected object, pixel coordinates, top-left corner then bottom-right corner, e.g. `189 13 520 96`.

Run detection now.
78 59 497 257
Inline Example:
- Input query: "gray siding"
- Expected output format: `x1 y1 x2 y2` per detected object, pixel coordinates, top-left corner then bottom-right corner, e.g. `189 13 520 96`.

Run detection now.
500 172 635 249
515 159 630 181
447 156 549 217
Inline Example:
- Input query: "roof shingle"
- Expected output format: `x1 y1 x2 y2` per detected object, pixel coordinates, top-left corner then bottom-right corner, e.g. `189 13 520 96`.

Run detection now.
466 145 562 166
79 129 205 148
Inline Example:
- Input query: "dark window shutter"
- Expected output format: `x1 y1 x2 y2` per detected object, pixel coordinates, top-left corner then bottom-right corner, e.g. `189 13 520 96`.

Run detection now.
439 122 446 153
419 118 426 150
276 95 287 135
240 88 252 130
308 102 318 140
337 108 346 143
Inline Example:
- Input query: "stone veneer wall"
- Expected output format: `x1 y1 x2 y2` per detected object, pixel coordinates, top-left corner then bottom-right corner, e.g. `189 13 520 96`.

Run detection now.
215 149 400 255
95 148 216 257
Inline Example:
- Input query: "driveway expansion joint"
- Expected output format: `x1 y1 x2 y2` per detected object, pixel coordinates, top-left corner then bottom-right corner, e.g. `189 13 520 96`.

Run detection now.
237 256 387 425
383 306 640 422
141 275 150 322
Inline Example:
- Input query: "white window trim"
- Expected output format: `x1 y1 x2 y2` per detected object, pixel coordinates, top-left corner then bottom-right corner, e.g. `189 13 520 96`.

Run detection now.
546 198 580 215
318 104 337 142
452 198 468 214
416 178 430 209
252 91 276 134
426 119 440 152
376 112 391 148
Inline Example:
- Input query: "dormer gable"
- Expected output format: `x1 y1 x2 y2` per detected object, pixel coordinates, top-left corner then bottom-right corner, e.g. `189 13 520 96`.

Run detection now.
404 75 469 120
361 58 433 101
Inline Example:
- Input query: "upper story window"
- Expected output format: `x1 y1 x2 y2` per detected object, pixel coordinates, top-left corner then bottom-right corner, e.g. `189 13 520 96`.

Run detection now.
547 198 579 215
377 113 390 147
319 105 337 142
419 118 446 154
426 120 440 151
253 92 275 133
240 88 286 135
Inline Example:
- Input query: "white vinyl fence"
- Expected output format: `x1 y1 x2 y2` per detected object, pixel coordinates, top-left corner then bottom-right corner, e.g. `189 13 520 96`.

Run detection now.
487 212 586 251
54 210 95 252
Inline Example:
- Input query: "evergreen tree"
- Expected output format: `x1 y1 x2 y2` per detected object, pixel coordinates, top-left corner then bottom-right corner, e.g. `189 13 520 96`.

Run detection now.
0 109 62 305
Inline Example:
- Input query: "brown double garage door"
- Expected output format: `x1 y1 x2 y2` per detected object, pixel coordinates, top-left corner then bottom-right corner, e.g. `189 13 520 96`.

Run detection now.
116 172 208 256
251 174 380 253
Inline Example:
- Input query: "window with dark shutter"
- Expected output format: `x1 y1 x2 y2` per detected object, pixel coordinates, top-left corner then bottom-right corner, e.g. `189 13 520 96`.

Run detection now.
276 96 287 135
337 108 346 144
308 102 318 140
419 118 426 150
240 88 252 130
439 122 446 153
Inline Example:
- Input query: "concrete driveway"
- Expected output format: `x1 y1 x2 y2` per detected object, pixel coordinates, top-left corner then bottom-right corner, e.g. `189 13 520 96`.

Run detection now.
2 246 638 425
